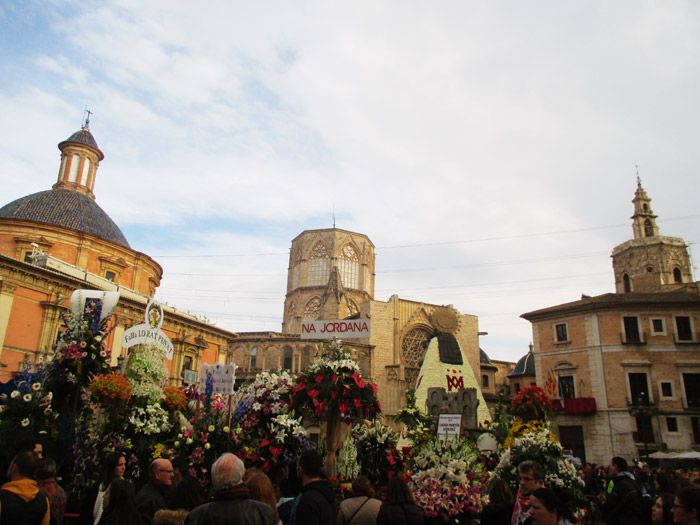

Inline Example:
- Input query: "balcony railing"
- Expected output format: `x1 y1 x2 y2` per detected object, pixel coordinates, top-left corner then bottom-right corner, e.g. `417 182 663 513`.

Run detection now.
550 397 597 415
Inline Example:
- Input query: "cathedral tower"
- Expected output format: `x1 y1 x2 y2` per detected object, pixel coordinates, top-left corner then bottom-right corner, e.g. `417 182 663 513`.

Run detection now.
611 179 693 293
281 228 375 333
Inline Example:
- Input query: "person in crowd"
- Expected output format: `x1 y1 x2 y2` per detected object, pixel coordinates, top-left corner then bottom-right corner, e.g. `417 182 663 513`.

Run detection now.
337 474 382 525
376 476 425 525
481 478 514 525
290 449 337 525
512 460 545 525
153 509 189 525
655 471 679 495
97 478 144 525
276 478 298 525
527 487 572 525
602 456 642 525
173 474 207 512
137 458 175 524
93 453 127 524
184 452 274 525
247 470 280 524
0 450 50 525
651 493 674 525
673 487 700 525
36 458 67 525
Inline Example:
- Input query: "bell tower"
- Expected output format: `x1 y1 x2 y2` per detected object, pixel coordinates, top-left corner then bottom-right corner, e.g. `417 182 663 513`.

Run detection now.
52 112 105 200
611 179 693 292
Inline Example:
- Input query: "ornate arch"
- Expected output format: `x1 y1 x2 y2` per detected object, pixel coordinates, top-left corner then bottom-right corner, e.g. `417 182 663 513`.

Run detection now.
303 296 322 319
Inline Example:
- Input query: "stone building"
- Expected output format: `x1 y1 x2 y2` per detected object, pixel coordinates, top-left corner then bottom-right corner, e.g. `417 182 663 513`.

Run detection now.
0 123 235 381
522 180 700 464
479 348 516 412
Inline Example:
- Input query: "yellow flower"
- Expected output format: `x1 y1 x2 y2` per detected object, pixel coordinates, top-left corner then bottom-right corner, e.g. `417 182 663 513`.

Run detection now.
152 443 167 459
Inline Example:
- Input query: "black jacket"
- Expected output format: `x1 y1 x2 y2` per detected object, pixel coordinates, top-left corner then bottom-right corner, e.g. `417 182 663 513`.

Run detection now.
136 482 172 524
185 485 274 525
603 472 642 525
481 501 515 525
292 480 338 525
376 502 426 525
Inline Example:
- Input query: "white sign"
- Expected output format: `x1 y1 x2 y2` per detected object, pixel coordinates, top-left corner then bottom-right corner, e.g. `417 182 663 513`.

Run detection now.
300 319 371 339
199 364 237 395
122 300 174 359
437 414 462 440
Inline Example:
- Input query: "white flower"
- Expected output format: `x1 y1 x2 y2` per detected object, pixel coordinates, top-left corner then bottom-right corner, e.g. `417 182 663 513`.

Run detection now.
174 441 180 447
204 443 211 450
208 425 215 432
31 383 41 391
23 393 32 402
10 390 20 399
186 438 193 445
223 426 230 433
44 408 52 415
21 418 30 427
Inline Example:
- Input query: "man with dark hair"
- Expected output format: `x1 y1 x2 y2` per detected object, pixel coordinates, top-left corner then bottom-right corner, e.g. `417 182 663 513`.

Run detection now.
0 450 50 525
290 449 337 525
602 456 642 525
512 460 545 525
136 458 174 524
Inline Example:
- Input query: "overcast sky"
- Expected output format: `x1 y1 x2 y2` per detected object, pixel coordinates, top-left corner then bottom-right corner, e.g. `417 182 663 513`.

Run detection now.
1 1 698 362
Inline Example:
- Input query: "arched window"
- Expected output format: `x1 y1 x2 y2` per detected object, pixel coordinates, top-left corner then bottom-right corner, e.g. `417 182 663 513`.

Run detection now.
482 374 489 388
303 297 322 319
250 347 258 370
283 346 293 370
402 328 432 368
644 219 653 237
674 267 683 283
623 273 632 293
308 242 330 285
339 244 359 289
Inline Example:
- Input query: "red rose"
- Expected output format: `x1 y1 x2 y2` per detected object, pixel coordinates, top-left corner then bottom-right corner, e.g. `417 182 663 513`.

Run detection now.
339 402 349 413
314 401 326 415
293 383 306 393
260 438 270 447
308 389 320 398
270 445 283 458
353 398 363 408
314 374 324 383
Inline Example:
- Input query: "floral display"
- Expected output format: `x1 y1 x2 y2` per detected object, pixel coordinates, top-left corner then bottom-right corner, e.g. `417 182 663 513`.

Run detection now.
231 371 309 477
89 373 132 406
162 386 187 412
394 387 433 447
126 344 168 403
509 385 552 420
352 419 403 485
292 341 380 423
128 404 172 435
410 437 488 522
337 433 361 481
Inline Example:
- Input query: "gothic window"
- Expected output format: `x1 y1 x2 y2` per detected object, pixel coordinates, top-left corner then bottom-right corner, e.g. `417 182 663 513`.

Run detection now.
303 297 322 319
283 346 293 370
339 244 359 289
623 273 631 293
674 267 683 283
250 347 258 370
644 219 653 237
308 242 330 285
402 328 432 368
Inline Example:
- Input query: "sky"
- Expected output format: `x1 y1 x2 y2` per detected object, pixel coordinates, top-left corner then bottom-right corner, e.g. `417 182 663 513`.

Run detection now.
1 1 699 362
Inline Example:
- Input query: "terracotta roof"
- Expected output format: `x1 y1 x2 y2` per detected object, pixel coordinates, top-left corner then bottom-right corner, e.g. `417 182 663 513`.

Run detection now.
58 128 104 160
0 189 130 248
521 291 700 321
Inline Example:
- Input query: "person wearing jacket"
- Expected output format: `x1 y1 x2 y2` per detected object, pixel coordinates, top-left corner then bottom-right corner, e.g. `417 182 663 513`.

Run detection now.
0 450 50 525
376 476 425 525
290 450 337 525
185 453 274 525
602 456 642 525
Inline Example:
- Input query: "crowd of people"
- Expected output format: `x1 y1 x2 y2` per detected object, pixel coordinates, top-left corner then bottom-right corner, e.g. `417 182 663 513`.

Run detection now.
4 441 700 525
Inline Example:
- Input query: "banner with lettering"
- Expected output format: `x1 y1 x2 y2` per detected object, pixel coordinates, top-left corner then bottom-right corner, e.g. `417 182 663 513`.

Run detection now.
300 319 371 339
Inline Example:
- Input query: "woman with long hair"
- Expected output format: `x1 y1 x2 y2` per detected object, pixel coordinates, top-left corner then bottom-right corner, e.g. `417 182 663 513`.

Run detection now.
93 453 127 524
246 471 280 524
376 476 425 525
97 478 144 525
651 492 674 525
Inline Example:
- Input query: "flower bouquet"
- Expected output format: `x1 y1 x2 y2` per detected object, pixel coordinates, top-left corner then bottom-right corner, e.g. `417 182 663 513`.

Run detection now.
410 437 488 522
163 386 187 412
509 385 551 421
352 420 404 485
90 373 132 407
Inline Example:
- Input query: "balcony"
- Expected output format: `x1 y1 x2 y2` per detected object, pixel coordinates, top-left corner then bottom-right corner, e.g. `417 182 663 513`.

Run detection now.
551 397 597 415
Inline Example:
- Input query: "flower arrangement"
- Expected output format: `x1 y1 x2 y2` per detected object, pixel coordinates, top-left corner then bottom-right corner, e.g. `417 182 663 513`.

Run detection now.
292 341 380 423
509 385 551 420
240 414 310 474
128 404 172 435
90 374 132 406
495 424 586 519
126 344 168 403
337 433 361 481
410 437 488 522
351 419 403 485
163 386 187 412
0 374 56 456
394 387 434 447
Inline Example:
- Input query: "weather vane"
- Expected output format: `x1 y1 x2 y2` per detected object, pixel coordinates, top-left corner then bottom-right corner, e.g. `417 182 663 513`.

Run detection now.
83 108 93 129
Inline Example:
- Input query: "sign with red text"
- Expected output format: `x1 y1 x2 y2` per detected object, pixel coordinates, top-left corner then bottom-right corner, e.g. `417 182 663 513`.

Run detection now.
300 319 371 339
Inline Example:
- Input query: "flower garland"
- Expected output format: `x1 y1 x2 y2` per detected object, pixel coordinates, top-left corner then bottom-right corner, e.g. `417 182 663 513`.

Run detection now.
410 437 488 521
292 341 380 423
